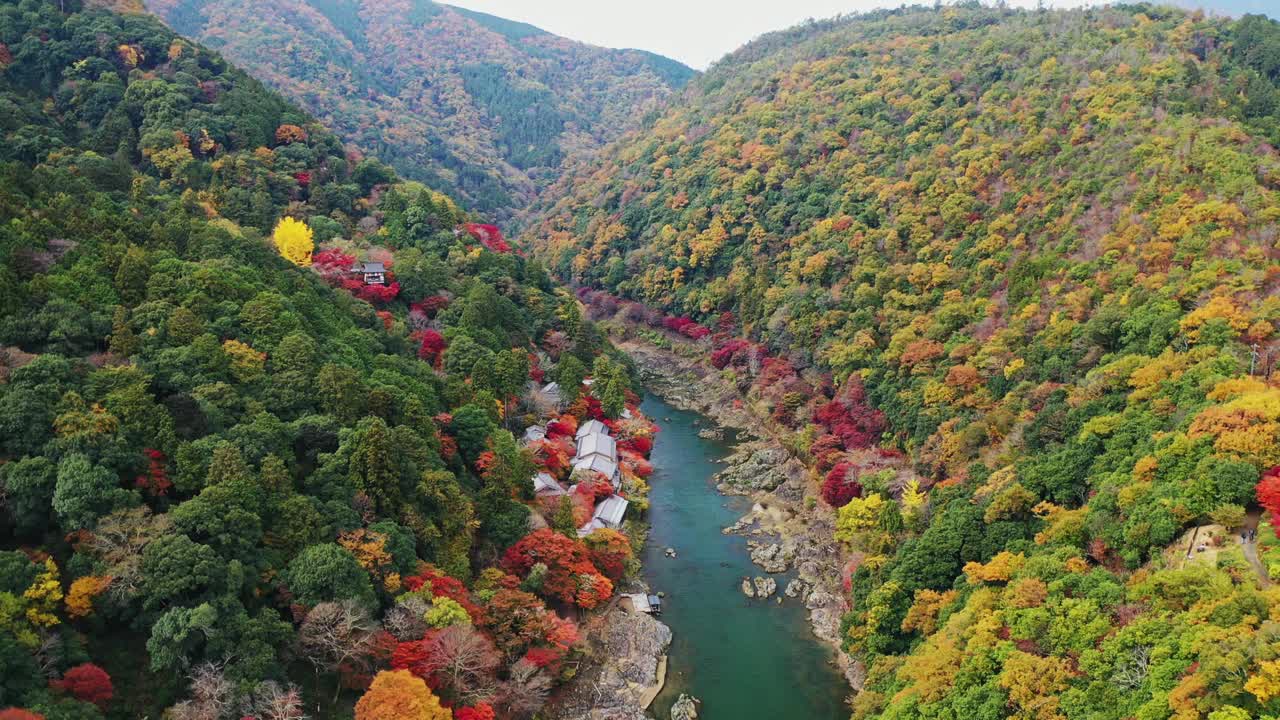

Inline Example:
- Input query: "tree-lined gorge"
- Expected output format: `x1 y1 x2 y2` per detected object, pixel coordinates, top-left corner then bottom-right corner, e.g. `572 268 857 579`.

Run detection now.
528 5 1280 719
6 0 1280 718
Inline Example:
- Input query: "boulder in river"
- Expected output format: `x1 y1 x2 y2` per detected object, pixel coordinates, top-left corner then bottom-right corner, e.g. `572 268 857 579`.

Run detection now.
785 579 809 599
671 694 700 720
753 576 777 598
748 541 790 573
714 444 791 493
697 427 724 440
741 578 755 598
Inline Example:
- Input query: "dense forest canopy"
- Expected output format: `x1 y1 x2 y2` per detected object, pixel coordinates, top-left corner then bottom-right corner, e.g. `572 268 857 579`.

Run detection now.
525 4 1280 718
141 0 696 219
0 1 651 718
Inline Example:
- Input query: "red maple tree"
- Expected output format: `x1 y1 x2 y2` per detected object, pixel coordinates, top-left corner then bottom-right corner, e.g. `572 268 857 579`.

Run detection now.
1258 466 1280 537
501 529 611 608
51 663 113 708
821 463 863 508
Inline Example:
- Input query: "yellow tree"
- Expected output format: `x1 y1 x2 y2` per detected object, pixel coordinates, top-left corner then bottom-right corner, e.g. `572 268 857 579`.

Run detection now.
355 670 451 720
998 651 1075 720
65 576 113 619
273 217 314 266
1245 658 1280 703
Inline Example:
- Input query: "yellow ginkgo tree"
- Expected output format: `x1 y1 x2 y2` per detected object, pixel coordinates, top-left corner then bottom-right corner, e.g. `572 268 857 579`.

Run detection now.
273 216 313 266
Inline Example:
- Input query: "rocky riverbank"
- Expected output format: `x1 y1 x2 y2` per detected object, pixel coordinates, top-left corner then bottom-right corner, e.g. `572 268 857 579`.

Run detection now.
617 337 864 693
550 600 672 720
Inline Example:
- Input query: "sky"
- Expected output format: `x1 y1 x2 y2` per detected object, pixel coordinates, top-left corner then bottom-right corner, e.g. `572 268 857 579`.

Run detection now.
443 0 1272 70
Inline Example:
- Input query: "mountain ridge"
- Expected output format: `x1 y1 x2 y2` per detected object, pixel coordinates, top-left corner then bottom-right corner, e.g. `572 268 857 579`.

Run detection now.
143 0 696 220
525 4 1280 717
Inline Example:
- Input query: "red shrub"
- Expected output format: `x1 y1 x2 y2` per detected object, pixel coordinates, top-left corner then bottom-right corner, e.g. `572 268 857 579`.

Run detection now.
630 458 654 478
583 528 632 581
51 664 113 708
391 636 433 678
620 435 653 455
523 646 564 669
809 435 844 473
821 463 863 508
711 339 751 370
574 476 614 501
313 248 356 272
422 295 450 313
455 704 496 720
813 377 885 450
134 448 172 497
355 280 400 304
463 224 512 253
402 568 483 623
568 395 604 422
1258 466 1280 537
546 416 576 439
416 330 447 366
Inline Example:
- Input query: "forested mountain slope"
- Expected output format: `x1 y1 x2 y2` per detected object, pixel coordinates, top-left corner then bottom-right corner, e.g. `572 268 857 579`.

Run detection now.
528 5 1280 718
0 1 647 718
141 0 694 219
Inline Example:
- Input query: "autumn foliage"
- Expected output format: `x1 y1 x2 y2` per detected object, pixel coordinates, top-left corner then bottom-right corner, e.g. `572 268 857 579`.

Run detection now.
134 448 172 496
272 217 314 266
821 463 863 508
455 704 496 720
51 664 113 708
354 670 450 720
583 528 633 580
274 124 308 144
1258 466 1280 537
501 529 613 608
463 223 513 253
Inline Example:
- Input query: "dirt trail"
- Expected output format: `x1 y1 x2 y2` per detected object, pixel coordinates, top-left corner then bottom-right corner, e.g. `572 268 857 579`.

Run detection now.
1242 510 1270 588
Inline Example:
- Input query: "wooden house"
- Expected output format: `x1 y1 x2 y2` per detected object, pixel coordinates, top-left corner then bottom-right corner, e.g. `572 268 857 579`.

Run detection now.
576 419 610 439
350 261 386 285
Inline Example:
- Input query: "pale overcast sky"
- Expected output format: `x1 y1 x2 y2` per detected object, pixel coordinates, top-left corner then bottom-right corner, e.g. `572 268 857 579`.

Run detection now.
444 0 1267 69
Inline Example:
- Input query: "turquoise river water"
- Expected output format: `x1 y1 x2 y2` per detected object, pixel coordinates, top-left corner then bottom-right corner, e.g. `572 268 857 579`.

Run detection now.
639 394 848 719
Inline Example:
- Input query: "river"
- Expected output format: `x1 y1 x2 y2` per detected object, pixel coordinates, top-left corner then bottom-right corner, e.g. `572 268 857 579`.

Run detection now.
639 394 848 720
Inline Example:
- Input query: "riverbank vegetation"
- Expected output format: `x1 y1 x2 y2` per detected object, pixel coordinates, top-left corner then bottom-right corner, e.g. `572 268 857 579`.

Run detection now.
0 2 652 718
529 4 1280 718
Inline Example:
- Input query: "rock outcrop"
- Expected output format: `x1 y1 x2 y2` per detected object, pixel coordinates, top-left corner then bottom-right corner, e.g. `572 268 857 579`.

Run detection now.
747 541 791 573
753 576 777 597
714 443 798 494
670 694 700 720
550 609 672 720
785 579 809 599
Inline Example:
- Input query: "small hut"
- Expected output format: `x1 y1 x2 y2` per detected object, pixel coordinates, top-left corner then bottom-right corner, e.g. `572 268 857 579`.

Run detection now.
350 261 386 285
622 593 663 615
